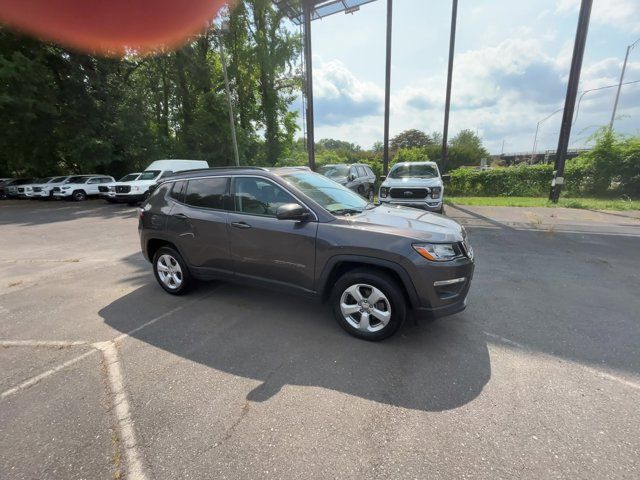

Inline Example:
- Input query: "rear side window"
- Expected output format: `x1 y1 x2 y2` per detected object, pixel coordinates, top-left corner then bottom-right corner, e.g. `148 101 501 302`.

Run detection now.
184 178 228 209
364 166 374 177
357 166 366 177
170 181 186 203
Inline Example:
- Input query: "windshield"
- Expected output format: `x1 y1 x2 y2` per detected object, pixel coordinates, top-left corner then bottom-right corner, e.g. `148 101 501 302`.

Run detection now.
139 170 161 181
318 165 349 179
389 163 439 179
283 171 368 215
66 176 89 184
119 173 140 182
36 177 53 183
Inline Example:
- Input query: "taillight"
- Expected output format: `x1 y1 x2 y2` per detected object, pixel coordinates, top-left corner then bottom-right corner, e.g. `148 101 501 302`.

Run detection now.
139 209 144 221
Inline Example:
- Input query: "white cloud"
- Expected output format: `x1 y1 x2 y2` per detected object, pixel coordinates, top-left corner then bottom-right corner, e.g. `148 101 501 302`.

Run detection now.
556 0 640 34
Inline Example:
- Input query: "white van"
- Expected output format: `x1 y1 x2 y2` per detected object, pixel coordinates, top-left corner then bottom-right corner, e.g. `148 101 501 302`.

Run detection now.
107 159 208 205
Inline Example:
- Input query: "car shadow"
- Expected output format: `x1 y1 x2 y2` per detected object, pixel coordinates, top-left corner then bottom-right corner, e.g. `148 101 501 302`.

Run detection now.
100 282 491 412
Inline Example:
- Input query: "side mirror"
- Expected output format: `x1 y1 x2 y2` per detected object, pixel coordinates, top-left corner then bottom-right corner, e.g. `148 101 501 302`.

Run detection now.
380 175 386 182
441 174 451 182
348 174 356 181
276 203 311 222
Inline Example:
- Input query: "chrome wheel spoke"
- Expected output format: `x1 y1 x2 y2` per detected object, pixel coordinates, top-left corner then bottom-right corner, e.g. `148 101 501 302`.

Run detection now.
366 286 385 305
340 303 361 316
370 308 391 325
344 284 364 302
157 263 170 273
358 312 371 331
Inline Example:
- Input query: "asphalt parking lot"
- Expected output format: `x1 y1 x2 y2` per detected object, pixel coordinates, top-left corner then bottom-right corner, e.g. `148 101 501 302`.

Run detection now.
1 199 639 479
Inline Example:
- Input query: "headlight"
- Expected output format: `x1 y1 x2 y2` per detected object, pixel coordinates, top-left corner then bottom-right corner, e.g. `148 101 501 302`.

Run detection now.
61 186 71 190
430 187 442 199
413 243 463 262
132 186 140 191
379 187 388 198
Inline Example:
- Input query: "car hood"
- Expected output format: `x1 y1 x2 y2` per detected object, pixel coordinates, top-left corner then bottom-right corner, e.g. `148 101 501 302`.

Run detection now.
382 177 442 188
336 205 465 243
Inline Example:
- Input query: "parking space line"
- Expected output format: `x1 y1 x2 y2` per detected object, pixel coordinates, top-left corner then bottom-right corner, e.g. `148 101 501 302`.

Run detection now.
1 349 98 400
0 340 88 347
483 331 640 392
95 341 148 480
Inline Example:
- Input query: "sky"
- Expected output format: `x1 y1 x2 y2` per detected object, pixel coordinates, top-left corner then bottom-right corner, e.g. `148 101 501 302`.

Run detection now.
288 0 640 154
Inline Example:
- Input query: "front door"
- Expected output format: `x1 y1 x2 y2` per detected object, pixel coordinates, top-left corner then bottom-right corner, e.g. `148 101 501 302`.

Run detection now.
227 176 318 293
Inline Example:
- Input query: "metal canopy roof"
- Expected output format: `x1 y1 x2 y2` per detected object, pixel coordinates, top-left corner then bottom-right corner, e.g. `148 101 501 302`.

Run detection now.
273 0 378 25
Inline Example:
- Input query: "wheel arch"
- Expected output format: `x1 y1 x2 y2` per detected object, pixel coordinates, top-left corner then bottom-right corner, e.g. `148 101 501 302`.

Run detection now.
319 255 419 308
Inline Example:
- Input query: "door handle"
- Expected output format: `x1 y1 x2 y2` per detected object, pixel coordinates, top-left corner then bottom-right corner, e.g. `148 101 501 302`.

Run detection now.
174 213 189 219
231 221 252 229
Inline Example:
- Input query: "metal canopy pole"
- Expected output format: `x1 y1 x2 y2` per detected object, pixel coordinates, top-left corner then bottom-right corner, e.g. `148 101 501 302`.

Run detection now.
441 0 458 174
303 2 316 171
382 0 393 176
549 0 592 202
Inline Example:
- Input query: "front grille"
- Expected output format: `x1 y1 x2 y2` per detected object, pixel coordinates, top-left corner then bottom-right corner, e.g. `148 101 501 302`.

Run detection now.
389 187 429 199
98 186 109 193
33 187 42 192
52 187 61 192
115 185 131 193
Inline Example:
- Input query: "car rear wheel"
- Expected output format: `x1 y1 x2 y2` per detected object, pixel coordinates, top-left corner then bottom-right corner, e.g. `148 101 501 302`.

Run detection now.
331 268 406 341
153 246 192 295
72 190 87 201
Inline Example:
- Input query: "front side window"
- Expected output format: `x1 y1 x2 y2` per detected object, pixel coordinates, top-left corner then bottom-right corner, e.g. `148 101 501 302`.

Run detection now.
119 173 140 182
51 176 68 183
184 177 227 209
389 163 439 179
357 166 367 177
140 170 161 181
233 177 296 217
283 171 368 215
66 176 88 184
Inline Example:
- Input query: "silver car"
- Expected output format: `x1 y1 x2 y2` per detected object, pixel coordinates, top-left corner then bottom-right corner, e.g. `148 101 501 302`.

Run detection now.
378 161 444 213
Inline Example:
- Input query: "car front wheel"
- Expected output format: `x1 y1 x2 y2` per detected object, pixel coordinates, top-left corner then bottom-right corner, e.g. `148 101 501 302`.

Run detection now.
152 246 193 295
72 190 87 201
331 268 406 341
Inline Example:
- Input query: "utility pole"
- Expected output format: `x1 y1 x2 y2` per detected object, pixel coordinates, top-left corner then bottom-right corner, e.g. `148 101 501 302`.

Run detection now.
441 0 458 174
302 2 316 171
609 37 639 129
217 23 239 166
382 0 393 176
549 0 592 203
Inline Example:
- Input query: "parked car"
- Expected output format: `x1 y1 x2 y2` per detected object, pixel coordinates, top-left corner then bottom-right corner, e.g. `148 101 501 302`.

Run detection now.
52 175 115 201
2 178 37 199
139 167 474 341
26 176 74 199
99 173 142 203
19 177 68 198
108 159 209 205
0 178 15 199
318 163 377 202
378 161 445 213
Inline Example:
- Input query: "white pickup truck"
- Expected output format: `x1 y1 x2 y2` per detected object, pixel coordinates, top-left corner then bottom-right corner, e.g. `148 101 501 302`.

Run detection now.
52 175 116 201
104 159 208 205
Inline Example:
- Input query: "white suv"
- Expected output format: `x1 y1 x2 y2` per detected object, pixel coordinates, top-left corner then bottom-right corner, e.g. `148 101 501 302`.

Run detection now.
99 173 142 203
21 176 71 199
379 161 445 213
52 175 115 201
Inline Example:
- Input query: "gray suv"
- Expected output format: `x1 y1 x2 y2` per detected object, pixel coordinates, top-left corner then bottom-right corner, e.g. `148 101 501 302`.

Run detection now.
139 167 474 340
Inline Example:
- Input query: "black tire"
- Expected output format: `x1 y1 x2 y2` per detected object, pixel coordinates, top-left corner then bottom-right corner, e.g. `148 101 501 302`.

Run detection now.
72 190 87 201
331 268 406 341
152 246 193 295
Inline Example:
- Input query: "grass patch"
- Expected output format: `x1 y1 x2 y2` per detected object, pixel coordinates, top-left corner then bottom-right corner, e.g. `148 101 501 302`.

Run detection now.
445 196 640 211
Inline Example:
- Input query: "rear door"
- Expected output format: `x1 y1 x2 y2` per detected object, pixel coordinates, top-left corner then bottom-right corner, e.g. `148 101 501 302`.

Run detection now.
167 177 233 275
227 176 318 292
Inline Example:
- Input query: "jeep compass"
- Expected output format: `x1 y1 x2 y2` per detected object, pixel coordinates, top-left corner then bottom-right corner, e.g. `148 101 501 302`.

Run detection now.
139 167 474 340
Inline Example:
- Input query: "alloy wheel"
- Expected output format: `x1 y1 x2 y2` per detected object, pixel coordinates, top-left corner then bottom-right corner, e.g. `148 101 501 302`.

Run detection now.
339 283 391 333
156 254 183 290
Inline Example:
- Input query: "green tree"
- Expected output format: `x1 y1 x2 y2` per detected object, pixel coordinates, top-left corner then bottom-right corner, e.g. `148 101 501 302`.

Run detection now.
447 129 489 169
390 129 433 151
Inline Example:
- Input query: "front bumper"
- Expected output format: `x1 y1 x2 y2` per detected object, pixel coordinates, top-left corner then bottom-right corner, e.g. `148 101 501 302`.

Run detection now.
380 198 443 211
53 190 72 198
409 254 474 318
114 193 146 203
